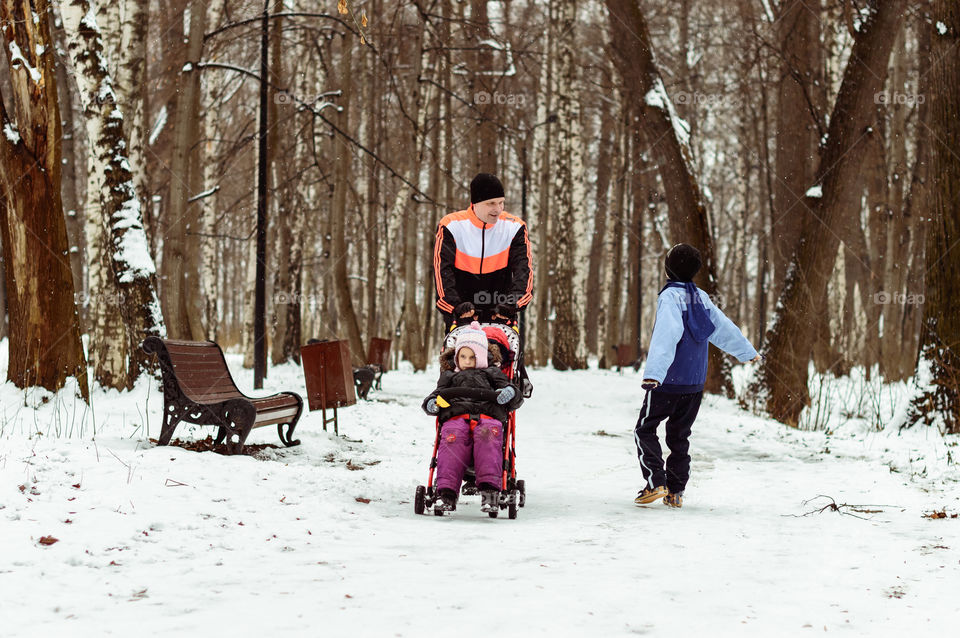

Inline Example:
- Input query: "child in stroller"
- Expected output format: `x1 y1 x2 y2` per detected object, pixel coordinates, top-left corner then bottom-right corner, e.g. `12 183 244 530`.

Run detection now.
420 321 524 514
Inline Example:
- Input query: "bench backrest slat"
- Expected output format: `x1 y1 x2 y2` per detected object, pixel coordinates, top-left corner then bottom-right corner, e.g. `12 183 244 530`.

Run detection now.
162 341 242 404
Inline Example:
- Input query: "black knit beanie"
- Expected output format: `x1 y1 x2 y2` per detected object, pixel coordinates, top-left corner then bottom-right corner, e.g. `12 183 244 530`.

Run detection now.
665 243 702 282
470 173 505 204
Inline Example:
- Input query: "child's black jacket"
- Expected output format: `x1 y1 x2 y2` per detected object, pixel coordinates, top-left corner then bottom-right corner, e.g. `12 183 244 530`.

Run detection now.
421 347 523 423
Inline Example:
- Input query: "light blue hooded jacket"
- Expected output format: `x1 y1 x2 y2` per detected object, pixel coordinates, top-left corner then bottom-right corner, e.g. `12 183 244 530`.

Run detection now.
642 281 758 393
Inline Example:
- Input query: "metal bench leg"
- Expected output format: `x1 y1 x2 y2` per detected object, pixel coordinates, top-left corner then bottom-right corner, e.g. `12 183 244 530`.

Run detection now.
277 393 303 447
158 404 183 446
277 422 301 447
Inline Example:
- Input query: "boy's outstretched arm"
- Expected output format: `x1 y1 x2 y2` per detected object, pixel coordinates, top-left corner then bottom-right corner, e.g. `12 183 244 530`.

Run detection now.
705 297 759 362
642 295 686 383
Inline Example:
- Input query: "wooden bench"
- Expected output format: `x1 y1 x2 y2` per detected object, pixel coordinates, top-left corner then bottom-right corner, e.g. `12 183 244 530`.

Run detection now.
142 337 304 454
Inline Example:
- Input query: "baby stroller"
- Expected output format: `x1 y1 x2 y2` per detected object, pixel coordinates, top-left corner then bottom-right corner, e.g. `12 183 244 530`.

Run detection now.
414 320 526 519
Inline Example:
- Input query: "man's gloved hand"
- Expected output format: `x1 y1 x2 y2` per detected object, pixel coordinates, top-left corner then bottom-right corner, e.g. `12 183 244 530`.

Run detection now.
496 386 516 405
425 398 440 414
453 301 476 319
641 379 660 391
493 302 517 320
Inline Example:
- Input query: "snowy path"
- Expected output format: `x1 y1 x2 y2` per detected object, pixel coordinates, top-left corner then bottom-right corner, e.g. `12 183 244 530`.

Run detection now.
2 362 958 636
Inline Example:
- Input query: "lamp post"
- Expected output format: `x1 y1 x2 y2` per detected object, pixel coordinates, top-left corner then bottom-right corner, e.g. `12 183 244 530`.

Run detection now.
253 0 270 389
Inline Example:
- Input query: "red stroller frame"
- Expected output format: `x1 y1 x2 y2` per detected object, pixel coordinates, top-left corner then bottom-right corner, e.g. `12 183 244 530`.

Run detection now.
414 320 526 519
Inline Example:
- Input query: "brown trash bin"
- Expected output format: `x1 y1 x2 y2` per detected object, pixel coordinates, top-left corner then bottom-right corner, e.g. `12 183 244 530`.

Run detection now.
301 339 356 434
367 337 391 371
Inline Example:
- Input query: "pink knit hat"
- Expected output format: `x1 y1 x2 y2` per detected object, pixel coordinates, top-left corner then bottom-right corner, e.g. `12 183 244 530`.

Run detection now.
454 321 489 370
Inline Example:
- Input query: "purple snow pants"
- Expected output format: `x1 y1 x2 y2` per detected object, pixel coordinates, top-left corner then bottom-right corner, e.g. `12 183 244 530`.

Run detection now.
435 415 504 492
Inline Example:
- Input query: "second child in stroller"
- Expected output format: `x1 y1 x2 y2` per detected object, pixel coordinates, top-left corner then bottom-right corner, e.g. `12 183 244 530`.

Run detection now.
422 322 523 513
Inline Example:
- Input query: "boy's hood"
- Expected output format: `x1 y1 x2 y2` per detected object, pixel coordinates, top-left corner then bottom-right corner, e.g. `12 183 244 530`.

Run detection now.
662 281 715 343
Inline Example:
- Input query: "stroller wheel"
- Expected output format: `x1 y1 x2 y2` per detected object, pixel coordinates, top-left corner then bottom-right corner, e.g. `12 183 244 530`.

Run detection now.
434 506 445 516
517 479 526 507
414 485 426 515
508 500 518 519
488 510 499 519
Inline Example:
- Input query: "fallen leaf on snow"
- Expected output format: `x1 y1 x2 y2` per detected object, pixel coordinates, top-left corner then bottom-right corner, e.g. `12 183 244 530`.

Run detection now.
38 536 59 546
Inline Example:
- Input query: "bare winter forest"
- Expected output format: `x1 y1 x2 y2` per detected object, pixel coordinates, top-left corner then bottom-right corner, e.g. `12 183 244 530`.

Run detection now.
1 0 958 432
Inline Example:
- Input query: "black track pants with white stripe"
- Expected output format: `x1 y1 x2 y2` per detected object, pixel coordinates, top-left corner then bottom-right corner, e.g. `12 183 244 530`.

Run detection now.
634 389 704 493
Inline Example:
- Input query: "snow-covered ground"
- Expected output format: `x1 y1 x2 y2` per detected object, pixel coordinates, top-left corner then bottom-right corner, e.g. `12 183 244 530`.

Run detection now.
1 343 959 636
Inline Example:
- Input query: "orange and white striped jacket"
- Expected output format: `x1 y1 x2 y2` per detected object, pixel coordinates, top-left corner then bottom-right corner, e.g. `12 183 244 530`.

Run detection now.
433 205 533 316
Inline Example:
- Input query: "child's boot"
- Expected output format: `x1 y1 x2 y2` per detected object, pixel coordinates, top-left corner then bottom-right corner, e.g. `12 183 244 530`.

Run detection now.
480 488 500 513
663 490 683 508
435 488 458 512
634 485 668 504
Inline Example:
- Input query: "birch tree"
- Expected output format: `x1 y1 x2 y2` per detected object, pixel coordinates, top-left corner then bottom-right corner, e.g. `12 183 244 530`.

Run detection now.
550 0 587 370
60 0 165 389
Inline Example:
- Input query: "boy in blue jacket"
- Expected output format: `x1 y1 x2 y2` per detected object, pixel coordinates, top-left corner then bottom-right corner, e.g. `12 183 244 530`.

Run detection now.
634 244 760 508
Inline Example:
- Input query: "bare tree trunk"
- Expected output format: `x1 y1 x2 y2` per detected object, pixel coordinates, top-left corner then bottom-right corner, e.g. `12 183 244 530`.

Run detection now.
601 108 628 369
527 0 557 366
469 0 497 173
269 11 300 365
161 0 206 339
624 120 644 360
751 6 775 346
50 16 85 305
364 26 382 347
884 15 933 380
331 31 365 366
772 0 823 298
754 0 907 426
585 82 614 356
0 0 88 399
551 0 587 370
401 20 434 371
906 0 960 433
143 0 187 258
0 241 6 339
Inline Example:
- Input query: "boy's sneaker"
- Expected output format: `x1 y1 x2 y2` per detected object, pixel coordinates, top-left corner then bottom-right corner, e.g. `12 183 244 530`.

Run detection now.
634 485 668 504
663 490 683 508
436 488 458 512
480 490 500 513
